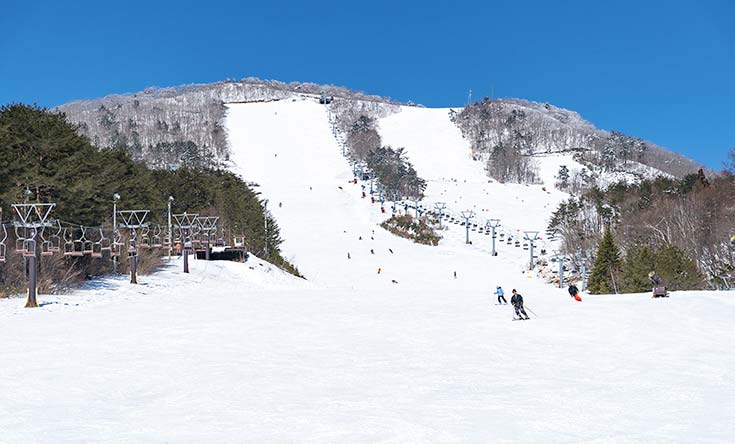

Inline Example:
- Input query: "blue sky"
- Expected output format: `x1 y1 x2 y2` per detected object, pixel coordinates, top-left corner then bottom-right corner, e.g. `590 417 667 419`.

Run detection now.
1 0 732 168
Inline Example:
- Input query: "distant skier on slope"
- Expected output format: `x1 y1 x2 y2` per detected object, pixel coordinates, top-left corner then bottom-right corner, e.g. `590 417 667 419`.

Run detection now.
568 284 582 301
649 271 667 298
495 286 507 304
511 289 530 320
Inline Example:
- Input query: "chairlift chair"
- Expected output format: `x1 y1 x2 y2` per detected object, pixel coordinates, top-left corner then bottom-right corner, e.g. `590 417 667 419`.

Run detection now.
80 227 93 254
41 236 54 256
63 229 75 257
139 227 150 249
72 234 84 257
152 225 162 248
71 240 84 256
23 238 36 257
49 234 61 253
99 229 111 252
15 232 25 253
91 238 103 258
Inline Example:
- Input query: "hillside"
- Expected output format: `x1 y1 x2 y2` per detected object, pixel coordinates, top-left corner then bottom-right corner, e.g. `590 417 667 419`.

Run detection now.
55 79 702 180
55 78 400 168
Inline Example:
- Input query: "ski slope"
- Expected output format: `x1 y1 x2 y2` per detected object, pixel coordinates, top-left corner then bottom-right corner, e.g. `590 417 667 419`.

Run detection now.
1 97 734 443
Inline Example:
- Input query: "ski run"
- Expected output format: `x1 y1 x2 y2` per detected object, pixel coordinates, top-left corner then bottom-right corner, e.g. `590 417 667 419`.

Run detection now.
1 98 733 443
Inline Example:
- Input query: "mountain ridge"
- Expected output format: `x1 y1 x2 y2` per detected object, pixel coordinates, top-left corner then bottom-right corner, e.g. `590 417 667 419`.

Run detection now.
54 77 703 178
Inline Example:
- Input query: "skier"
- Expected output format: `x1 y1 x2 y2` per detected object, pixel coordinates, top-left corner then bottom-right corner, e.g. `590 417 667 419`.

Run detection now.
649 271 667 298
453 271 457 279
568 284 582 301
495 286 507 304
511 289 530 320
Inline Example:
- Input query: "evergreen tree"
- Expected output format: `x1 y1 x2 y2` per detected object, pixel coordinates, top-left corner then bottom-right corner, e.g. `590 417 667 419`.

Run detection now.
555 165 570 190
587 227 622 294
622 244 655 293
654 245 704 291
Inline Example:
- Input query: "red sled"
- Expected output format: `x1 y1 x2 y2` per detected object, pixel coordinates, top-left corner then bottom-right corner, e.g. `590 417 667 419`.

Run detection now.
573 294 582 302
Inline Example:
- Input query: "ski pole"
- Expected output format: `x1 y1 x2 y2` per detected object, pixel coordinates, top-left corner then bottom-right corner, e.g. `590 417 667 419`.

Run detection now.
524 305 539 318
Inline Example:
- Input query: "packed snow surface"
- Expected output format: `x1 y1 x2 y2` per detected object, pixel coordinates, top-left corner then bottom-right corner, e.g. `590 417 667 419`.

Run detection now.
1 98 733 443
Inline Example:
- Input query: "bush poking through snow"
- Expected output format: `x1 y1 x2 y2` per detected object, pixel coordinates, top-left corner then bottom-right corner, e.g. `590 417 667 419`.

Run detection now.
380 215 441 246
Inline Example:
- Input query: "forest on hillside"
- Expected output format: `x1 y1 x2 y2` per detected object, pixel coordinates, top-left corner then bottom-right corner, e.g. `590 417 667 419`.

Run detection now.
452 97 703 184
548 164 735 292
0 104 299 296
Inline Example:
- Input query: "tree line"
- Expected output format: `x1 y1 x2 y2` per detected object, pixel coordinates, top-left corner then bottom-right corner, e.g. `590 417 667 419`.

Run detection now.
549 167 735 292
0 103 299 295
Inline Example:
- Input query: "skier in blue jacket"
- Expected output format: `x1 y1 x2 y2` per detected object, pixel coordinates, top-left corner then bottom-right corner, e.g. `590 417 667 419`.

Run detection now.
495 286 507 304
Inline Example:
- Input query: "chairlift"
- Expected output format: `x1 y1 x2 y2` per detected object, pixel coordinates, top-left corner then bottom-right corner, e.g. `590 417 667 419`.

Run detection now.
99 228 111 252
81 227 93 255
63 229 75 257
139 227 150 249
15 227 25 253
41 234 53 256
23 238 36 257
44 221 62 253
91 230 103 258
128 239 137 254
152 225 162 248
72 228 85 257
110 230 122 257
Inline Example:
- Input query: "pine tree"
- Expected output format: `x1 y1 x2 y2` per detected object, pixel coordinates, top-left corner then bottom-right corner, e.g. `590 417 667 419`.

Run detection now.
556 165 570 190
587 227 622 294
654 245 704 291
621 244 655 293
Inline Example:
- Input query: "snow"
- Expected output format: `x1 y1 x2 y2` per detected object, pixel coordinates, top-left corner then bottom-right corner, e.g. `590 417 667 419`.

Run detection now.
1 97 734 442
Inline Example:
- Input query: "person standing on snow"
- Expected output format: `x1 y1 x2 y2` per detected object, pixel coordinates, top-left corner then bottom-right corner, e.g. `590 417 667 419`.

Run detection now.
511 289 530 320
495 286 507 304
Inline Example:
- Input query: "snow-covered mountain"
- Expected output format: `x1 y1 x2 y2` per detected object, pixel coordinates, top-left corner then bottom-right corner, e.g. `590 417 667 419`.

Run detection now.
3 94 733 443
55 79 702 179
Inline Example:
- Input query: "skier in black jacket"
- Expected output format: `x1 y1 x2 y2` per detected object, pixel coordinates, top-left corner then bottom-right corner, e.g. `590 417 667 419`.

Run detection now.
568 284 579 299
510 289 530 320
